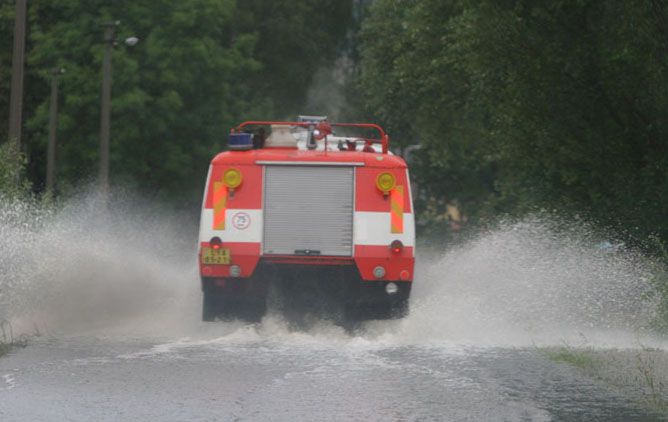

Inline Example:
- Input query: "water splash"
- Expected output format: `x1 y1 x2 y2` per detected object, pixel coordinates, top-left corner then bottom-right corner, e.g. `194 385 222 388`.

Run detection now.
0 194 663 348
0 191 200 336
386 216 662 348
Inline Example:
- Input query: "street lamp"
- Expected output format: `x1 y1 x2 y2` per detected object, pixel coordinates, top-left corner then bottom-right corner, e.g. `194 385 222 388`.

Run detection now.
99 21 138 199
46 67 65 195
8 0 27 149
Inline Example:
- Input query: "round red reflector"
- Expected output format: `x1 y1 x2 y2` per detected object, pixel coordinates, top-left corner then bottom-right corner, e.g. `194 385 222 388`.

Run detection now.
390 240 403 254
210 236 223 250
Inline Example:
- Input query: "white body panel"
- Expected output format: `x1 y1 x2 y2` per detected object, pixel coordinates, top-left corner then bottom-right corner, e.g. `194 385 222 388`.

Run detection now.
199 208 264 244
353 212 415 247
199 209 415 249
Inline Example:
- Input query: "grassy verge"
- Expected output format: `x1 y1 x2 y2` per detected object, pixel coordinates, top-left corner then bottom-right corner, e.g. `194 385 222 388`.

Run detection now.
649 236 668 332
0 342 13 357
545 344 600 372
0 320 28 358
543 344 668 414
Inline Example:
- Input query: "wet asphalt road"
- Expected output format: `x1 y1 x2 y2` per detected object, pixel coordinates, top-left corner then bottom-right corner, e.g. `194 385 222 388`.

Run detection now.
0 326 663 422
1 229 666 421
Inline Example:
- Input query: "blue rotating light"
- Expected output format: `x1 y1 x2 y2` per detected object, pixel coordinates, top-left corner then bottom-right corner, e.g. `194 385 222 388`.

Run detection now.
228 133 253 150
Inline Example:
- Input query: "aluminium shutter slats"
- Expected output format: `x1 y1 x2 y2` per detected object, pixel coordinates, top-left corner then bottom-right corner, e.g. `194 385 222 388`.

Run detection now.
263 166 354 256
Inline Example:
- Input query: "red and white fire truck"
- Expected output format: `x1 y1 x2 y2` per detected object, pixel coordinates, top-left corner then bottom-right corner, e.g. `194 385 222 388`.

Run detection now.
198 117 415 322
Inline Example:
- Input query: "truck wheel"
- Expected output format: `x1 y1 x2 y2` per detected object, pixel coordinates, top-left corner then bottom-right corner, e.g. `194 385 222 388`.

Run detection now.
202 289 220 322
390 297 410 319
239 299 266 323
202 277 268 322
345 297 409 321
219 298 266 323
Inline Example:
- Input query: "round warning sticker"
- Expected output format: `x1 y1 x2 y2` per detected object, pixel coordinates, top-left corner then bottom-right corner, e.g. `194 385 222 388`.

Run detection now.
232 212 251 230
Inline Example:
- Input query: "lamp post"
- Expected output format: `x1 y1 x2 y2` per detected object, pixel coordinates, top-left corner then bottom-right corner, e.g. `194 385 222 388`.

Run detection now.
46 67 65 195
8 0 27 149
98 21 138 199
98 21 117 199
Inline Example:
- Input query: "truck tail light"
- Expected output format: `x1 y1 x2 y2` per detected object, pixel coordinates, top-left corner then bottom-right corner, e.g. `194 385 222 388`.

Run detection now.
390 240 403 254
210 236 223 250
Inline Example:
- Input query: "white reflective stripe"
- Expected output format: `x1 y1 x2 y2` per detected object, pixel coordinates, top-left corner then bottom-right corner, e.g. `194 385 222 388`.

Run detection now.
199 209 263 244
199 210 415 248
197 166 213 253
353 211 415 247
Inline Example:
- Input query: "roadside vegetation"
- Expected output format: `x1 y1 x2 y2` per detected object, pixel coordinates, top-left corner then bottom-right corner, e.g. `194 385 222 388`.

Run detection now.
544 344 668 414
0 320 27 358
650 238 668 332
0 141 30 200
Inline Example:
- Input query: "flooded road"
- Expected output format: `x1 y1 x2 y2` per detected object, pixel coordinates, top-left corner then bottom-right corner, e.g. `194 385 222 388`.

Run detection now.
0 328 663 421
1 199 667 420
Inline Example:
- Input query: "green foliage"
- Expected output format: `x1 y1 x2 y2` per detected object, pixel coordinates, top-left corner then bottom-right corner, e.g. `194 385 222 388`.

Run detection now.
649 236 668 331
544 345 668 413
357 0 668 245
0 0 352 205
0 141 31 199
546 345 599 372
235 1 353 117
23 0 266 203
0 319 28 358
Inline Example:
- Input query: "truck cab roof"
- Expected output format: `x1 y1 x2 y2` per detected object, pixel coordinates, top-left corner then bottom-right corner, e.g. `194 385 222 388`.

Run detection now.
211 147 408 169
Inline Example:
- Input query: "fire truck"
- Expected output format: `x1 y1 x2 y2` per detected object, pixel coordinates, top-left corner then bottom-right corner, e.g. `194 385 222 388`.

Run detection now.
198 117 415 322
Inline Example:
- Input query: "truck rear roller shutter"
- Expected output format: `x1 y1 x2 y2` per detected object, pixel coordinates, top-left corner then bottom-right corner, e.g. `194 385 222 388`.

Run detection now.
263 166 354 256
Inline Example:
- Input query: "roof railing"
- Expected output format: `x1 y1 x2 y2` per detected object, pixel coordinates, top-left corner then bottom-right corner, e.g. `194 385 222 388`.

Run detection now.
232 121 390 154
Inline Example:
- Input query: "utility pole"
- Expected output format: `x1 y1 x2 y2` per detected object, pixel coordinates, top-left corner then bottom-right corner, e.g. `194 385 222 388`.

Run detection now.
99 21 117 199
46 67 64 195
98 21 138 200
8 0 27 148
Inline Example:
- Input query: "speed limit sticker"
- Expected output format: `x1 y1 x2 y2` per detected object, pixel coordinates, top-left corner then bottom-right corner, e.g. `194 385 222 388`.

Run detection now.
232 212 251 230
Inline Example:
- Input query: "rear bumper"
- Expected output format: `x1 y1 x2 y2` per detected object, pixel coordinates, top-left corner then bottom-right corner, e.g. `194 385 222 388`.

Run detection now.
201 265 412 301
199 242 414 282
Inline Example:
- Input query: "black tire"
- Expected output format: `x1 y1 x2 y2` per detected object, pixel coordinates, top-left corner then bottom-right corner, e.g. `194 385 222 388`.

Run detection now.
219 298 266 323
202 288 220 322
344 281 411 321
348 299 408 321
202 278 267 322
389 296 410 319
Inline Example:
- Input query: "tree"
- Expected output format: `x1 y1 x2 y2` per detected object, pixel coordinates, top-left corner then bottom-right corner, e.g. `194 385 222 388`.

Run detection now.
0 2 14 144
0 0 353 205
357 0 668 244
235 0 353 117
23 0 266 204
357 0 498 221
